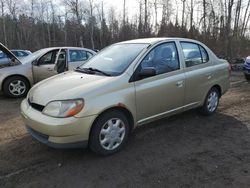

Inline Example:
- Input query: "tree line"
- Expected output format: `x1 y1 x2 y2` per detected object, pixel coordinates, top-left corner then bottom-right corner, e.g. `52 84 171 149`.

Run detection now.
0 0 250 60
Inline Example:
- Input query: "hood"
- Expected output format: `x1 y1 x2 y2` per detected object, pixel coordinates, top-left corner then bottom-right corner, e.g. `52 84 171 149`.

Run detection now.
0 43 21 69
29 71 114 105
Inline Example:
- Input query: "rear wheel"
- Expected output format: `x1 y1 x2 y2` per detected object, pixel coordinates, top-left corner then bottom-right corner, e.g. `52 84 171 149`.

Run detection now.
3 76 30 98
89 110 130 155
200 87 220 116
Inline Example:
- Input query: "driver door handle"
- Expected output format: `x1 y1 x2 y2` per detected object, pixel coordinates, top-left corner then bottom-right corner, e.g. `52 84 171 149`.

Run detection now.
206 73 212 80
176 81 184 87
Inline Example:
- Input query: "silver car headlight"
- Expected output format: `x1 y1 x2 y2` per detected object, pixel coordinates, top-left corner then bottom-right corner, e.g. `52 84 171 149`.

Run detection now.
42 99 84 118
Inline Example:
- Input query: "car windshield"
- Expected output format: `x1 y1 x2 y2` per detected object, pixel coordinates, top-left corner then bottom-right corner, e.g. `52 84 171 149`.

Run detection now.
20 49 52 64
78 43 149 76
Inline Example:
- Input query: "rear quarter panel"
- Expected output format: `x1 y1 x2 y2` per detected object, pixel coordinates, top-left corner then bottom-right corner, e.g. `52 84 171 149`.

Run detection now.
198 59 230 105
212 60 230 95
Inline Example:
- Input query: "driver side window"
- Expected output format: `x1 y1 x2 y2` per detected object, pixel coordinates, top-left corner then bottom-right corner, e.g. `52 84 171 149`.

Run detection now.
38 50 58 65
140 42 180 75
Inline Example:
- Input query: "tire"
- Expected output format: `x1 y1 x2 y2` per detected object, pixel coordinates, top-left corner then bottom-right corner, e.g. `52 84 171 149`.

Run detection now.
245 74 250 81
200 87 220 116
89 110 130 155
3 76 30 98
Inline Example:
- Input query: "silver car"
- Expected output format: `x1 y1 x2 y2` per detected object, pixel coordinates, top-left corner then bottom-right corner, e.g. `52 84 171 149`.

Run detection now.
0 43 96 98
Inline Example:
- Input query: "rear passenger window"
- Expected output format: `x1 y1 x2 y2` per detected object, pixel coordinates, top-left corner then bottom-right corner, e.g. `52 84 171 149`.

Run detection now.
181 42 209 67
69 50 90 62
199 46 209 63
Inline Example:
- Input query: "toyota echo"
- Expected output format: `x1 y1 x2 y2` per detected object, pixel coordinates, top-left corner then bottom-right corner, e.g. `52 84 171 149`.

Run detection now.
21 38 231 155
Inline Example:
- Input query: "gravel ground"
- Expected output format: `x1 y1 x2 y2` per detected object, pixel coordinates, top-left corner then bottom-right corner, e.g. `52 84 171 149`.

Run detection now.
0 71 249 188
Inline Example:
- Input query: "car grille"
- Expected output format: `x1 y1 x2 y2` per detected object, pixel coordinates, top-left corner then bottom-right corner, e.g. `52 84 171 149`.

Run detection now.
28 99 45 112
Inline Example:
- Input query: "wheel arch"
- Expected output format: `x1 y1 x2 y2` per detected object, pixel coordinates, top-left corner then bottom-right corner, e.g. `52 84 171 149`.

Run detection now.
1 74 31 91
89 105 135 139
211 84 222 98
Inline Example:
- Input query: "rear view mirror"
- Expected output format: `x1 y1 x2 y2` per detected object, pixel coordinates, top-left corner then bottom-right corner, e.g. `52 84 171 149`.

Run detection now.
139 67 156 78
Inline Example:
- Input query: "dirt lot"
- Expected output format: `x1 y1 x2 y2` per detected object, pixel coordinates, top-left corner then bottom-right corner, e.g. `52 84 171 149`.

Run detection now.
0 72 249 188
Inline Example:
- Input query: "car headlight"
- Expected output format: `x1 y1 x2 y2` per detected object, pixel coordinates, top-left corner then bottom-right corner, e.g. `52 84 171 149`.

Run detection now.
42 99 84 118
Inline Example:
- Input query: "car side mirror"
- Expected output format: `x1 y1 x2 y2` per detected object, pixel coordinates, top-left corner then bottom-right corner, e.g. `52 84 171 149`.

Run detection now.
32 59 39 66
139 67 156 78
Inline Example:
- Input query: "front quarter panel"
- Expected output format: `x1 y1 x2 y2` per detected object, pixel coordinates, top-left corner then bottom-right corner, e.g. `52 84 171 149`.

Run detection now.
0 63 33 91
75 74 136 122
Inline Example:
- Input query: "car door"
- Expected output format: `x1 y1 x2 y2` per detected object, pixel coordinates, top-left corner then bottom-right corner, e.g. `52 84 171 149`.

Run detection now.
67 49 93 70
32 49 59 83
180 42 214 107
133 42 185 124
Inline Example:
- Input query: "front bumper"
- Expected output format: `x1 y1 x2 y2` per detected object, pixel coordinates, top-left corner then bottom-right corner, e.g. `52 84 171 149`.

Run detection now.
21 99 97 148
26 126 88 148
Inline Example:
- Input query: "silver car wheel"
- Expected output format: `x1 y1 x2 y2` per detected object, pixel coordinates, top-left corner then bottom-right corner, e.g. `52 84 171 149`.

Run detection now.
9 80 26 96
99 118 126 151
207 91 218 112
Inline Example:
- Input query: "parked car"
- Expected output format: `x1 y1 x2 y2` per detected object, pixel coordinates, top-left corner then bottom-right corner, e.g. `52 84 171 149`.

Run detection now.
243 56 250 80
21 38 230 155
0 43 96 97
11 49 32 57
0 49 32 66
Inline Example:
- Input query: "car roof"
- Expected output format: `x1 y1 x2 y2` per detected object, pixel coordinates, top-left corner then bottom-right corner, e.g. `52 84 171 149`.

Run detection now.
38 46 96 52
11 49 29 51
118 37 204 45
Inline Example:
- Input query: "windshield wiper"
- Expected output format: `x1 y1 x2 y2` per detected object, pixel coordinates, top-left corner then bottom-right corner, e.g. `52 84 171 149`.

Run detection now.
75 67 111 76
84 67 112 76
75 67 93 74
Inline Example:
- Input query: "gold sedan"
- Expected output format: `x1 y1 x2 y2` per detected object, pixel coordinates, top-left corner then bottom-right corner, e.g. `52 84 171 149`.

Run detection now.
21 38 230 155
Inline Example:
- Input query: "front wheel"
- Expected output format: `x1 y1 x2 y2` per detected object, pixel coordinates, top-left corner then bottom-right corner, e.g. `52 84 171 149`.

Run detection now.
200 87 220 116
3 76 30 98
89 110 130 155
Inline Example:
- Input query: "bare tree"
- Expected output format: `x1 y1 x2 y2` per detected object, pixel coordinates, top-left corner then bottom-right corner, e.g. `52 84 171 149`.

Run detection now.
88 0 95 49
241 0 250 36
123 0 126 26
226 0 235 58
181 0 186 27
0 0 7 45
65 0 84 46
144 0 148 33
233 0 242 37
190 0 194 32
154 0 158 32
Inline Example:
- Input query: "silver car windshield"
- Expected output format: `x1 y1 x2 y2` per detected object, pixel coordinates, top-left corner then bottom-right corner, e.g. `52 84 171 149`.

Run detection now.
78 43 149 76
